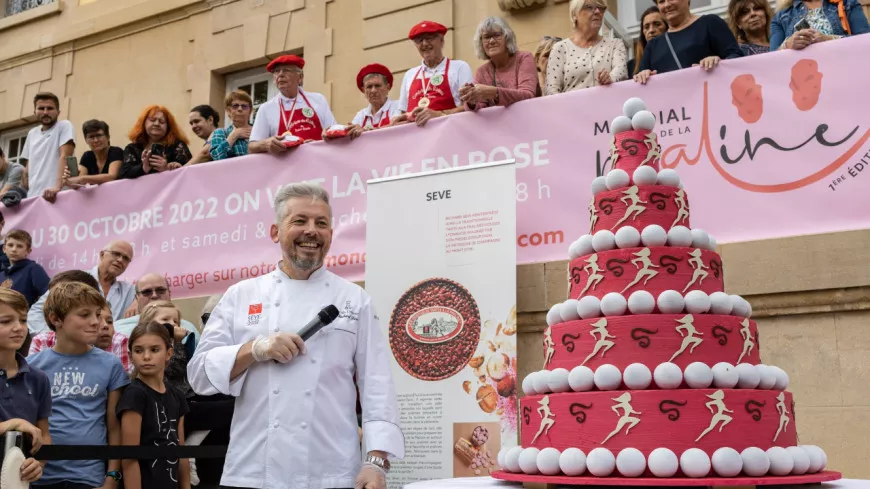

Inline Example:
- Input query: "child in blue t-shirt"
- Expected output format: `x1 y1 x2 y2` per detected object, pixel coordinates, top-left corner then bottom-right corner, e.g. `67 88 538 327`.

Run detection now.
29 282 130 489
0 288 49 484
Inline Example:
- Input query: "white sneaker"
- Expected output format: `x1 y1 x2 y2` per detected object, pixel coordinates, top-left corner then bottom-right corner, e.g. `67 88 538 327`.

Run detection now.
190 458 200 486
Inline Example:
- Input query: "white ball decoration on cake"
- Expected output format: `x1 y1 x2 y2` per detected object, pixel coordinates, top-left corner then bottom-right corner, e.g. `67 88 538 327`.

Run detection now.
801 445 825 473
709 292 734 315
736 363 761 389
623 97 647 119
711 362 740 388
616 448 647 477
712 447 744 477
656 168 681 187
632 165 659 186
766 447 794 476
657 290 685 314
680 448 712 478
690 228 710 250
600 292 628 316
577 296 603 319
708 235 719 250
522 372 538 395
559 299 582 322
518 447 542 474
654 362 684 389
568 239 583 260
614 226 642 249
591 176 609 196
568 365 595 392
546 304 562 326
497 447 507 470
740 447 770 476
504 446 524 473
548 368 571 393
536 447 562 476
611 115 634 134
667 226 693 247
592 230 617 252
627 290 656 314
787 446 811 475
575 234 595 257
606 169 631 190
756 364 777 390
648 448 680 477
631 110 656 131
771 366 790 390
623 363 653 389
730 295 752 318
586 448 617 477
559 448 588 476
594 364 622 391
641 224 668 246
684 362 714 388
532 370 552 394
684 290 711 314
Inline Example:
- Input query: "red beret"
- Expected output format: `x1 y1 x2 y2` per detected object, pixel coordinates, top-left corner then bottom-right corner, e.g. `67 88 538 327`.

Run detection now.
267 54 305 72
408 21 447 40
356 64 394 91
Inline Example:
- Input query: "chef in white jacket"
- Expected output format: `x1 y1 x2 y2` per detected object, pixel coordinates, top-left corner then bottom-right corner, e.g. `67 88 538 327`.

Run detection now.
187 182 404 489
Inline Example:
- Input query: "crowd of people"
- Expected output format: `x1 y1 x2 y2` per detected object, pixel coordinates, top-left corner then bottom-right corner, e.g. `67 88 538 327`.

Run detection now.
0 1 868 488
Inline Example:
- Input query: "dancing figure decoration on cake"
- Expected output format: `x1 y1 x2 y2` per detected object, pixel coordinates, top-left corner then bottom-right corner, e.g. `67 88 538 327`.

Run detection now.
669 314 704 362
737 318 755 364
589 199 599 233
531 395 556 444
579 254 605 296
773 392 790 442
613 186 648 228
601 392 642 444
641 131 661 166
582 318 616 366
682 249 710 292
671 188 690 228
609 137 620 170
621 248 660 293
696 389 734 441
543 325 555 368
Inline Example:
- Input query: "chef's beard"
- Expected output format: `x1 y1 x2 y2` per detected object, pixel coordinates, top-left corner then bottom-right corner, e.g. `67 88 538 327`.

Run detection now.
291 255 322 270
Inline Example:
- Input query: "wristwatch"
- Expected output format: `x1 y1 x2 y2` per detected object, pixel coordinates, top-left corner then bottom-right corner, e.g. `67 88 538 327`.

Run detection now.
106 470 122 482
365 454 391 473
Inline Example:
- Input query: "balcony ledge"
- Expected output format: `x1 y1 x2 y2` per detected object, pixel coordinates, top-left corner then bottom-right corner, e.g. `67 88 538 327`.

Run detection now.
0 1 63 33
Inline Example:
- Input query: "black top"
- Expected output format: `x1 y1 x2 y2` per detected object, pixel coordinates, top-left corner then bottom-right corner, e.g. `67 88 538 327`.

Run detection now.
81 147 124 175
117 379 190 489
639 15 742 74
119 141 192 180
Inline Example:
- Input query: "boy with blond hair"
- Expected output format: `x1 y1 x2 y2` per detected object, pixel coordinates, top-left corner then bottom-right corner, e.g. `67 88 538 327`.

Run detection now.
28 282 129 489
0 288 49 484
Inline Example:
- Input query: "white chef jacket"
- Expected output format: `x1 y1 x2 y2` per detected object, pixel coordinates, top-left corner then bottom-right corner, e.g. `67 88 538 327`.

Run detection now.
250 90 337 142
351 99 402 129
397 57 474 112
187 266 404 489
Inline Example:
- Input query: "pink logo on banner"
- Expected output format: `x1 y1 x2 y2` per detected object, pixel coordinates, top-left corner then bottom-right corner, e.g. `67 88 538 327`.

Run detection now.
5 36 870 299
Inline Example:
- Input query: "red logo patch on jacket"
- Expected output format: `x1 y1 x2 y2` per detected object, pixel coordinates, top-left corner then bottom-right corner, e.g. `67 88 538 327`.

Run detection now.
248 304 263 315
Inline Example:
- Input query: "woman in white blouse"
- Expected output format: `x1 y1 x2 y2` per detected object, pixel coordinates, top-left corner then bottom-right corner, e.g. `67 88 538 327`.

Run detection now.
546 0 628 94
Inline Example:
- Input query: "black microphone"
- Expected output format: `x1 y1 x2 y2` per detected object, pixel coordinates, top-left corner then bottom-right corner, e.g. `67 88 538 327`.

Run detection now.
296 304 340 341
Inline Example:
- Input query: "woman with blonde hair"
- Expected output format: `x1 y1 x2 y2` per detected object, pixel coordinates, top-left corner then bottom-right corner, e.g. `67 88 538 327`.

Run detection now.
119 105 192 179
460 16 540 109
770 0 869 50
546 0 628 95
534 36 561 95
728 0 774 55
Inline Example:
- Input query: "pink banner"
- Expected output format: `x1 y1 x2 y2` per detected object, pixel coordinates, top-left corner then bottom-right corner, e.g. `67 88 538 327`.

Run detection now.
6 35 870 299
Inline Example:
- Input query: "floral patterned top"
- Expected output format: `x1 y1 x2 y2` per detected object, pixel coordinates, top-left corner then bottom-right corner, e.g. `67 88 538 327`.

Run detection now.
739 42 770 56
119 140 192 180
806 7 838 36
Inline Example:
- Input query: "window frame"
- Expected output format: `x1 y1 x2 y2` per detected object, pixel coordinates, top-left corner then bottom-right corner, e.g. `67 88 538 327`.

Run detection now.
0 125 34 167
224 67 277 129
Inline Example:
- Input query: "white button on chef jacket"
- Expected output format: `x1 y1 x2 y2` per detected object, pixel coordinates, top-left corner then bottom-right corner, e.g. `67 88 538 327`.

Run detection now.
188 267 405 489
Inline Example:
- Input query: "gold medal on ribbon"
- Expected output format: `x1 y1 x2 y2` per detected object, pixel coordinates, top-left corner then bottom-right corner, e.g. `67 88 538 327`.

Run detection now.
418 97 430 109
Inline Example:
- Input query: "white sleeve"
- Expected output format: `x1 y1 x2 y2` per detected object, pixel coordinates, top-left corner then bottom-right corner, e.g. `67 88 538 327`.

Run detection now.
58 120 75 148
27 293 49 334
452 61 475 106
398 71 411 112
20 130 32 160
355 295 405 459
351 109 365 126
187 287 249 396
250 101 273 142
317 96 337 128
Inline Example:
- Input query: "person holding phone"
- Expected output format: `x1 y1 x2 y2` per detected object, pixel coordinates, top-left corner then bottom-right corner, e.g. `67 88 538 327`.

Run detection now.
770 0 869 50
119 105 192 180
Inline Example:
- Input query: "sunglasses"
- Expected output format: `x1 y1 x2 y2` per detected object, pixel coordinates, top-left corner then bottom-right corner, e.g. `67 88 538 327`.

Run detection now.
138 287 169 297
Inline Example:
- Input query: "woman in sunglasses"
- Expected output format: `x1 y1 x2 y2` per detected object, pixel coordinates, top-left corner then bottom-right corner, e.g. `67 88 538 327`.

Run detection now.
206 90 254 161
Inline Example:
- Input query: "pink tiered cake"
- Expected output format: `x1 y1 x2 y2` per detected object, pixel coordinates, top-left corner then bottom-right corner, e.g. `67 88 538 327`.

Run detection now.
493 98 839 484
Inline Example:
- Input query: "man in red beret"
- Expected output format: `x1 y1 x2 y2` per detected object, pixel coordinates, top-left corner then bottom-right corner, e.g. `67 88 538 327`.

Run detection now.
350 64 402 133
392 21 473 127
249 54 337 154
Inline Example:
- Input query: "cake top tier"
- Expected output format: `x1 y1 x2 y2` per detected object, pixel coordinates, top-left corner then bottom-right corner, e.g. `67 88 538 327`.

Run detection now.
610 98 662 174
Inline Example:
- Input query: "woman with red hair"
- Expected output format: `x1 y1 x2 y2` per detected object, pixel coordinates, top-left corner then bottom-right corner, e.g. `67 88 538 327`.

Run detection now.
119 105 192 179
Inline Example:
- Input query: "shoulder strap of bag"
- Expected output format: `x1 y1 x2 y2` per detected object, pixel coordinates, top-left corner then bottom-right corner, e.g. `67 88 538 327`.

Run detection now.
664 32 683 70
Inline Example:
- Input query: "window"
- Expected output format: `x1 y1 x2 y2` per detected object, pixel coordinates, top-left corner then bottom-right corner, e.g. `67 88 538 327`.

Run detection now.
0 126 33 166
617 0 735 33
225 67 276 128
4 0 55 17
